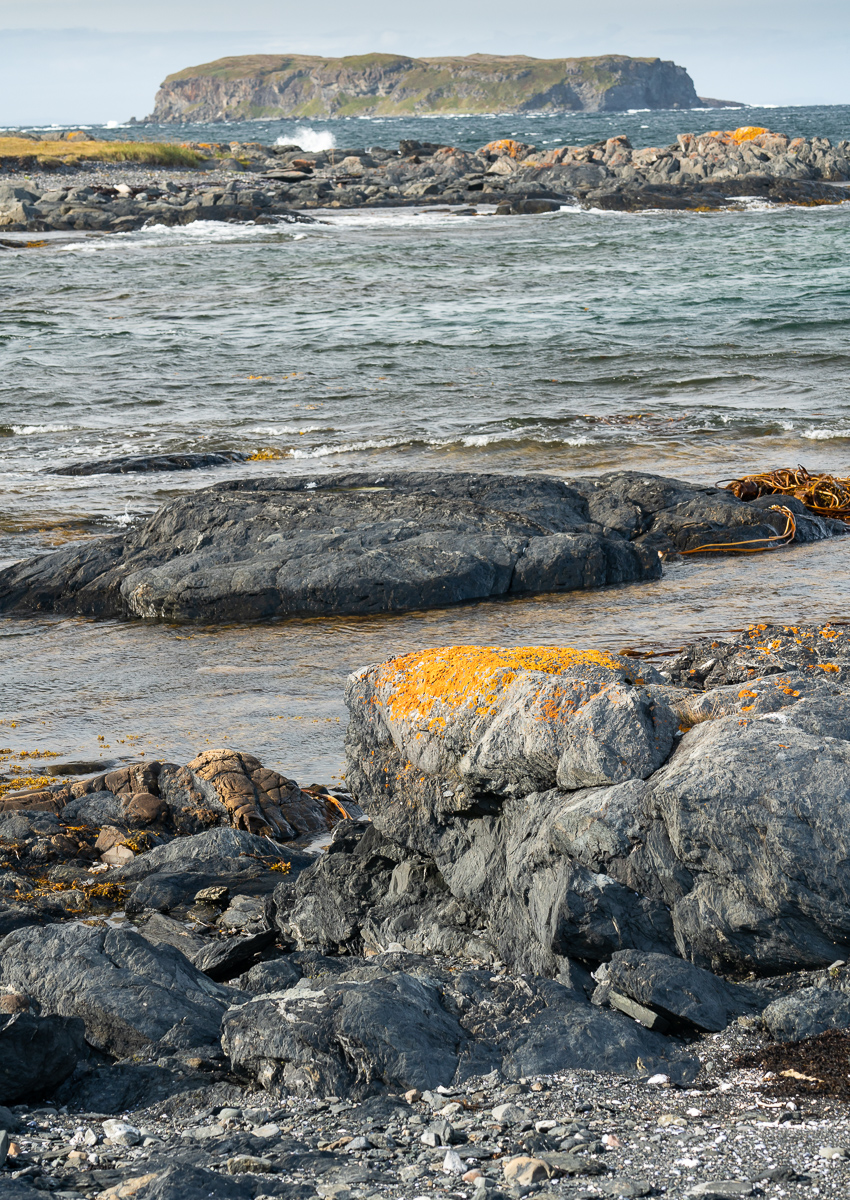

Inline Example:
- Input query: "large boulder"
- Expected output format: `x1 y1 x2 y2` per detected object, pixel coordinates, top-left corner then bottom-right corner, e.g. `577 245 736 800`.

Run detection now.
221 952 699 1097
9 468 826 623
0 1011 85 1103
344 632 850 974
0 924 238 1057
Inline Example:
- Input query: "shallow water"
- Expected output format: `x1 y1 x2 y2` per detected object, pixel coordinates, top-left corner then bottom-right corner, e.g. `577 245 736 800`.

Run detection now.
3 114 850 781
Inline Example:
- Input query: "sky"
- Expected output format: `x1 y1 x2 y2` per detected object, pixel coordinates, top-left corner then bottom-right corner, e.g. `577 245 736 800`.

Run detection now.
1 0 848 125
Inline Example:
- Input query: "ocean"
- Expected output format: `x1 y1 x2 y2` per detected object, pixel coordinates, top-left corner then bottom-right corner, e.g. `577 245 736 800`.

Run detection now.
2 105 850 784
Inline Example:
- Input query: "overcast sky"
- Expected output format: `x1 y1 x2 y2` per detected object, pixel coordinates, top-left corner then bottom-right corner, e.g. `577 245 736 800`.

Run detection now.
2 0 848 125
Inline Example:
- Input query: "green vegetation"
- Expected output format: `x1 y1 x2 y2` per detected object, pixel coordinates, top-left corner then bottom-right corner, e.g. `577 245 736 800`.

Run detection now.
0 137 207 167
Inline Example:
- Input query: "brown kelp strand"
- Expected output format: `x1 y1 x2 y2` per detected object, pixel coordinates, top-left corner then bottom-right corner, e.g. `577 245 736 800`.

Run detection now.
722 466 850 522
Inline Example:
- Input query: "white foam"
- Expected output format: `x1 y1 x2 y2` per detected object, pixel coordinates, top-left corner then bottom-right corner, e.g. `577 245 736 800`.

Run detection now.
279 128 337 153
801 426 850 440
290 438 405 458
11 424 73 434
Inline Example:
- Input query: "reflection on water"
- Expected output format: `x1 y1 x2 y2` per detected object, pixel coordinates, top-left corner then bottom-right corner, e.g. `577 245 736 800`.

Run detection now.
3 535 849 782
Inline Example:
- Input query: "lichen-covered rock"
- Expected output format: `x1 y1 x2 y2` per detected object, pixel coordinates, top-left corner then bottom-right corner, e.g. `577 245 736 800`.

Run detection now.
344 631 850 975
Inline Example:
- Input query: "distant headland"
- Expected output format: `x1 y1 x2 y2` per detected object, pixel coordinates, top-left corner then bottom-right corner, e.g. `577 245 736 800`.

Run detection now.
144 52 742 123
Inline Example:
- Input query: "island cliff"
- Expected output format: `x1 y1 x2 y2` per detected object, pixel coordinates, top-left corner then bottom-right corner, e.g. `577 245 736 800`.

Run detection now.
145 52 702 121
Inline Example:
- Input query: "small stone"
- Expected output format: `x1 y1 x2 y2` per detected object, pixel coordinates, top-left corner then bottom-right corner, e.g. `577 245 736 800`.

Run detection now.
346 1135 373 1152
194 885 229 904
94 1174 158 1200
227 1155 274 1173
181 1123 226 1140
645 1073 671 1087
463 1168 484 1183
66 1149 88 1167
605 1180 652 1198
686 1183 754 1199
819 1145 848 1159
503 1156 551 1185
101 1119 140 1146
0 992 30 1014
603 1133 623 1147
491 1102 532 1124
657 1113 686 1127
443 1149 464 1174
404 1088 421 1104
217 1107 241 1121
252 1123 280 1138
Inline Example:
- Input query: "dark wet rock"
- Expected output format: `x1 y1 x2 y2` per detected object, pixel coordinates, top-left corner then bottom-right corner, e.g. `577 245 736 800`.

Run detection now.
55 1060 213 1113
221 952 698 1097
0 470 840 623
191 928 277 981
131 1164 255 1200
0 903 49 939
51 451 247 476
0 923 238 1057
592 950 766 1032
116 828 292 881
762 987 850 1042
0 1010 86 1102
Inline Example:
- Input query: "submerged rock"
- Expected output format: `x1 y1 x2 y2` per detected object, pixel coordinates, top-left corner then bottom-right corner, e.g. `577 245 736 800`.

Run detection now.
51 451 247 476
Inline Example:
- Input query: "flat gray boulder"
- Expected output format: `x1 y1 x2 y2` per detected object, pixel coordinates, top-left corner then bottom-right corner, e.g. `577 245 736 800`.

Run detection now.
593 950 765 1032
221 954 698 1096
0 924 237 1057
2 468 818 623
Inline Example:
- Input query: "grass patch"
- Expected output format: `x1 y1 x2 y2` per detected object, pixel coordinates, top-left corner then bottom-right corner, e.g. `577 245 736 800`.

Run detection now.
0 137 207 168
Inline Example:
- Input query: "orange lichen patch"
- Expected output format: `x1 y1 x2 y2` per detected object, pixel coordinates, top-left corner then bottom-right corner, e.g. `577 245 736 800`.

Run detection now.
819 663 840 673
478 139 525 159
738 689 758 698
705 126 768 143
376 645 625 726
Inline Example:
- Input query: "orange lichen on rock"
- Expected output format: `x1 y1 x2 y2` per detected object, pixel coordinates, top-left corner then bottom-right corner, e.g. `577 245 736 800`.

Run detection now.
478 139 526 159
704 126 768 143
376 645 627 726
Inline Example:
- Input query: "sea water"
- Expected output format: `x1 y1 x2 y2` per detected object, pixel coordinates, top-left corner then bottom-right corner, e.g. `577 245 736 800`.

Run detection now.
2 107 850 782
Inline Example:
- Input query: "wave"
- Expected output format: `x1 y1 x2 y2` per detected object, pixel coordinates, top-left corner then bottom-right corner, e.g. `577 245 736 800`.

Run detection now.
278 128 336 152
9 424 73 434
801 427 850 440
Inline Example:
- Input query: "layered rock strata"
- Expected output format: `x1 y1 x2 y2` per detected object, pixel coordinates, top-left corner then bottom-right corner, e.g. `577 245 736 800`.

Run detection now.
2 128 849 233
0 470 841 622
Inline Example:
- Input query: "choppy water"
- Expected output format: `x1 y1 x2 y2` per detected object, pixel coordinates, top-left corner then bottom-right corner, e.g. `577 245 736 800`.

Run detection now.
21 104 850 153
3 106 850 783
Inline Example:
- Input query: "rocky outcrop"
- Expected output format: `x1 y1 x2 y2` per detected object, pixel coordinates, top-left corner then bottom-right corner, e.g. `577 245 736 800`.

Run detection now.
146 53 701 122
0 470 840 623
51 451 247 476
3 128 850 234
0 1011 85 1103
338 626 850 977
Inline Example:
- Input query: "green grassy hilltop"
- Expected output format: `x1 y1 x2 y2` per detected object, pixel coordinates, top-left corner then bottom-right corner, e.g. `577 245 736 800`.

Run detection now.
148 52 701 121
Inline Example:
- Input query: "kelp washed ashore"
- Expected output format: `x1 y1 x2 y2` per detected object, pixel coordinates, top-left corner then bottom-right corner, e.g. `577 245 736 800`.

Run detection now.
1 126 849 236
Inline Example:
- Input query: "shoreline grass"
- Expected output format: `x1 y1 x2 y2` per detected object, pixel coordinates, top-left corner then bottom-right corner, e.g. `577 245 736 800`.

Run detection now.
0 137 208 167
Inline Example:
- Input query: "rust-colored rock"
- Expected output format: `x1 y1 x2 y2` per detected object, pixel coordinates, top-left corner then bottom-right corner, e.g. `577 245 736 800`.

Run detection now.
188 748 332 838
122 792 166 825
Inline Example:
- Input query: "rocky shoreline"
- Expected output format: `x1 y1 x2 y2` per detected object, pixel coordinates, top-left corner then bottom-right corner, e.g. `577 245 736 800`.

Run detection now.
2 128 849 236
4 623 850 1198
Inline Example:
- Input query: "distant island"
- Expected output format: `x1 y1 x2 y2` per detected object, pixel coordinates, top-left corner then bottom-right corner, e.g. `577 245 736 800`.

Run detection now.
145 52 741 122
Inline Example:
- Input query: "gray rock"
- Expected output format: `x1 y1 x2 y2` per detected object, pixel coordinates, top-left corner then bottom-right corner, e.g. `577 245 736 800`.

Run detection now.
116 827 291 880
593 950 765 1031
762 987 850 1041
60 789 123 825
0 1011 86 1103
0 924 236 1056
191 927 277 981
52 451 246 475
233 956 302 994
221 955 698 1097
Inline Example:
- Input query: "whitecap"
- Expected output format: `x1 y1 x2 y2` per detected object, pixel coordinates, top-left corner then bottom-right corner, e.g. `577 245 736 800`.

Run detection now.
279 128 336 153
11 424 73 434
290 438 406 458
801 427 850 440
